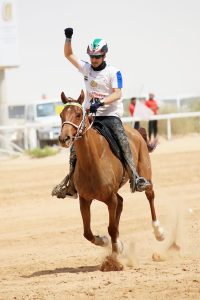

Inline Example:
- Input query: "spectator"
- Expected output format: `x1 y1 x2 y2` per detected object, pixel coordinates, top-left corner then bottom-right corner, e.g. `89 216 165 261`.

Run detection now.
41 93 47 99
129 97 140 130
145 93 159 141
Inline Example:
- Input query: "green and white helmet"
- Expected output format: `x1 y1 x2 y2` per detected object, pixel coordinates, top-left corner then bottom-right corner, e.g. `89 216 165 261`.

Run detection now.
87 38 108 56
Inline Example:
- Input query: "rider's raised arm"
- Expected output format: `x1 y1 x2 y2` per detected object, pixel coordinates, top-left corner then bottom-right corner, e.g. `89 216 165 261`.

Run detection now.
64 27 81 70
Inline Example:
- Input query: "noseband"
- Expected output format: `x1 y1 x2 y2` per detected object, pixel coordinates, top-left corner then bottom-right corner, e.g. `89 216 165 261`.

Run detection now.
61 102 93 145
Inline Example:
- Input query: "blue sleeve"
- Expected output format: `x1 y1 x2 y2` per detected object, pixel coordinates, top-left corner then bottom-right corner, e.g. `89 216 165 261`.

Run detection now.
116 71 123 88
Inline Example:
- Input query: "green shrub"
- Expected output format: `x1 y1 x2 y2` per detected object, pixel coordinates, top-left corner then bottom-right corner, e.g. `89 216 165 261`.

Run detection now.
159 104 178 114
157 118 200 137
26 146 59 158
188 98 200 112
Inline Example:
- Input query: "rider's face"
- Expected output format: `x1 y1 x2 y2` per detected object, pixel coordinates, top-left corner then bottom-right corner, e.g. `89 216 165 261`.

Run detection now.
90 55 104 68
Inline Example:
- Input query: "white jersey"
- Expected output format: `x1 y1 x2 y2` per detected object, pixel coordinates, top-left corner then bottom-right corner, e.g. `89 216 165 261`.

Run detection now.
78 60 124 117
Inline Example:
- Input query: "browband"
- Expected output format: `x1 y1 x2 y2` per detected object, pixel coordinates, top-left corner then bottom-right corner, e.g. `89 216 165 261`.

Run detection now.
64 102 83 110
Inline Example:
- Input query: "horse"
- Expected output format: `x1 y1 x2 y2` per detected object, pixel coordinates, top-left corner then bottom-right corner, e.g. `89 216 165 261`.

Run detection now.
57 90 165 254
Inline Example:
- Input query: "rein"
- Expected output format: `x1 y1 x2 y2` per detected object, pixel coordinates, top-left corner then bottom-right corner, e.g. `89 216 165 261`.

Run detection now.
61 102 94 146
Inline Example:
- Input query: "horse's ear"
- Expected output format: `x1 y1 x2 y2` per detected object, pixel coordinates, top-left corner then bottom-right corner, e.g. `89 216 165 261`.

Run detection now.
61 91 67 104
77 89 84 104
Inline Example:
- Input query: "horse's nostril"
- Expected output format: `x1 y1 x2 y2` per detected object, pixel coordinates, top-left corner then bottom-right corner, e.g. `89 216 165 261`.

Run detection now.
59 135 70 143
64 136 70 142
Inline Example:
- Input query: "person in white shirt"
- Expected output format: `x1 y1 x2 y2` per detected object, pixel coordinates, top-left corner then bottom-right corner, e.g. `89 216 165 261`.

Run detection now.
52 28 150 199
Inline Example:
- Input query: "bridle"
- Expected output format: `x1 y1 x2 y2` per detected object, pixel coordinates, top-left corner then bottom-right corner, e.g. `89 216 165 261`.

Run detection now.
61 102 93 145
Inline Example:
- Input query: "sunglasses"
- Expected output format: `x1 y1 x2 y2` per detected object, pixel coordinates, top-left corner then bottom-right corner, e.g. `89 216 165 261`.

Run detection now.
90 55 103 59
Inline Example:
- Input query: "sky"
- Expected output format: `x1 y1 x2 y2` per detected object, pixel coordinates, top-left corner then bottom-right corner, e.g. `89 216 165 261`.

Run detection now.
4 0 200 103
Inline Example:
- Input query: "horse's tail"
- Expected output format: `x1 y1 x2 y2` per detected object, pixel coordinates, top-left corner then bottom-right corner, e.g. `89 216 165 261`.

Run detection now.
138 127 158 153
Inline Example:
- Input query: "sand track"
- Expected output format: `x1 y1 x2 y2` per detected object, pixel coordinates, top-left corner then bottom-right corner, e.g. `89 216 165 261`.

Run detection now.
0 135 200 299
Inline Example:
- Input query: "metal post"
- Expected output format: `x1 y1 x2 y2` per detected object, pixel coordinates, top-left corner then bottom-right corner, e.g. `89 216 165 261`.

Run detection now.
23 126 29 150
167 118 172 140
0 70 9 150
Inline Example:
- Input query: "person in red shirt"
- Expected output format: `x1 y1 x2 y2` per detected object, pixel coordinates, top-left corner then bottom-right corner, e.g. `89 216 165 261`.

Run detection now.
129 97 140 129
145 93 159 141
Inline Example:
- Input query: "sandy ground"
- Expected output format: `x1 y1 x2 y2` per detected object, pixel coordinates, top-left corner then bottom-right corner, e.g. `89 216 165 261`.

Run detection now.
0 134 200 300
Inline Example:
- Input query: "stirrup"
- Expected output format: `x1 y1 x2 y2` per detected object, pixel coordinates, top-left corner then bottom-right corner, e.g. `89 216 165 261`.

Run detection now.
52 184 78 199
64 192 78 199
64 180 78 199
135 177 151 192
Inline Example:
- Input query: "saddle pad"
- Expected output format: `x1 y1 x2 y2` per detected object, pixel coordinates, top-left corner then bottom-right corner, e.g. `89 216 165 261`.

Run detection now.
92 120 126 166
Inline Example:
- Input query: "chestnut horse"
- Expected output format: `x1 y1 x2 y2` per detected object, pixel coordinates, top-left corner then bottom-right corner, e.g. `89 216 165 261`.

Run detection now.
58 90 165 253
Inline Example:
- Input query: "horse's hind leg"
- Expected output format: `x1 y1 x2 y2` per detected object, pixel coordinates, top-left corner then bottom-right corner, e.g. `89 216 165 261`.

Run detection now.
145 183 165 241
79 196 109 247
107 193 123 253
115 193 123 233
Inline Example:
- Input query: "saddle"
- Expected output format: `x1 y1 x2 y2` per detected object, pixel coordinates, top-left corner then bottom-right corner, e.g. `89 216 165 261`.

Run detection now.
92 120 126 166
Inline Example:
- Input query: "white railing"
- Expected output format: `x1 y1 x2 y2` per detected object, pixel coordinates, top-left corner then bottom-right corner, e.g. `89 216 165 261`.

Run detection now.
0 122 60 153
0 112 199 154
122 111 200 140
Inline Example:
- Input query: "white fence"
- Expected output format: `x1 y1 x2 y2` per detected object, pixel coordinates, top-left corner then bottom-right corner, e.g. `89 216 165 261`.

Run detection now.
0 112 200 154
122 111 200 140
0 122 60 154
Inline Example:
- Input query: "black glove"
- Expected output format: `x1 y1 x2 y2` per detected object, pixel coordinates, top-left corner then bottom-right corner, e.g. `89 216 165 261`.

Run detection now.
90 99 104 114
64 28 73 39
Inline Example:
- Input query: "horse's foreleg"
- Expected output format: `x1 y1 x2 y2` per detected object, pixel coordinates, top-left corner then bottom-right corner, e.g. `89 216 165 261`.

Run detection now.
145 186 165 241
79 197 109 247
107 194 123 253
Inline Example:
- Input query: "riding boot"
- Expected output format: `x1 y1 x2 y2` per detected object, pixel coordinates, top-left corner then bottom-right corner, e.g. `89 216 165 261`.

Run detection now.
110 117 151 192
51 146 78 199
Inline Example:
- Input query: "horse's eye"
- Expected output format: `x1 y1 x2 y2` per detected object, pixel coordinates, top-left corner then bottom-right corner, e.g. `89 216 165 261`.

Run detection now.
76 113 81 118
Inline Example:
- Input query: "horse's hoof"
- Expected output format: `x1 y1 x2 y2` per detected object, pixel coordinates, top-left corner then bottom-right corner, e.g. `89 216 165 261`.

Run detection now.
152 220 165 241
155 231 165 241
154 227 165 241
101 236 110 247
93 235 109 247
112 240 124 254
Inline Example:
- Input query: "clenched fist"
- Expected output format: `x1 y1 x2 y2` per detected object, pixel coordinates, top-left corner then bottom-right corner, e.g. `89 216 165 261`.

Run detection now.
64 27 73 39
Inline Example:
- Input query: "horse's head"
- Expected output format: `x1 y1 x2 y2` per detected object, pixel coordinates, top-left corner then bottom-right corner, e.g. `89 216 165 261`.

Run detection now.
59 90 85 147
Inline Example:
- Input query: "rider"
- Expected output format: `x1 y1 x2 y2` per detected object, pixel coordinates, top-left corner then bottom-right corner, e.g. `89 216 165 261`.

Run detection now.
53 27 150 198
